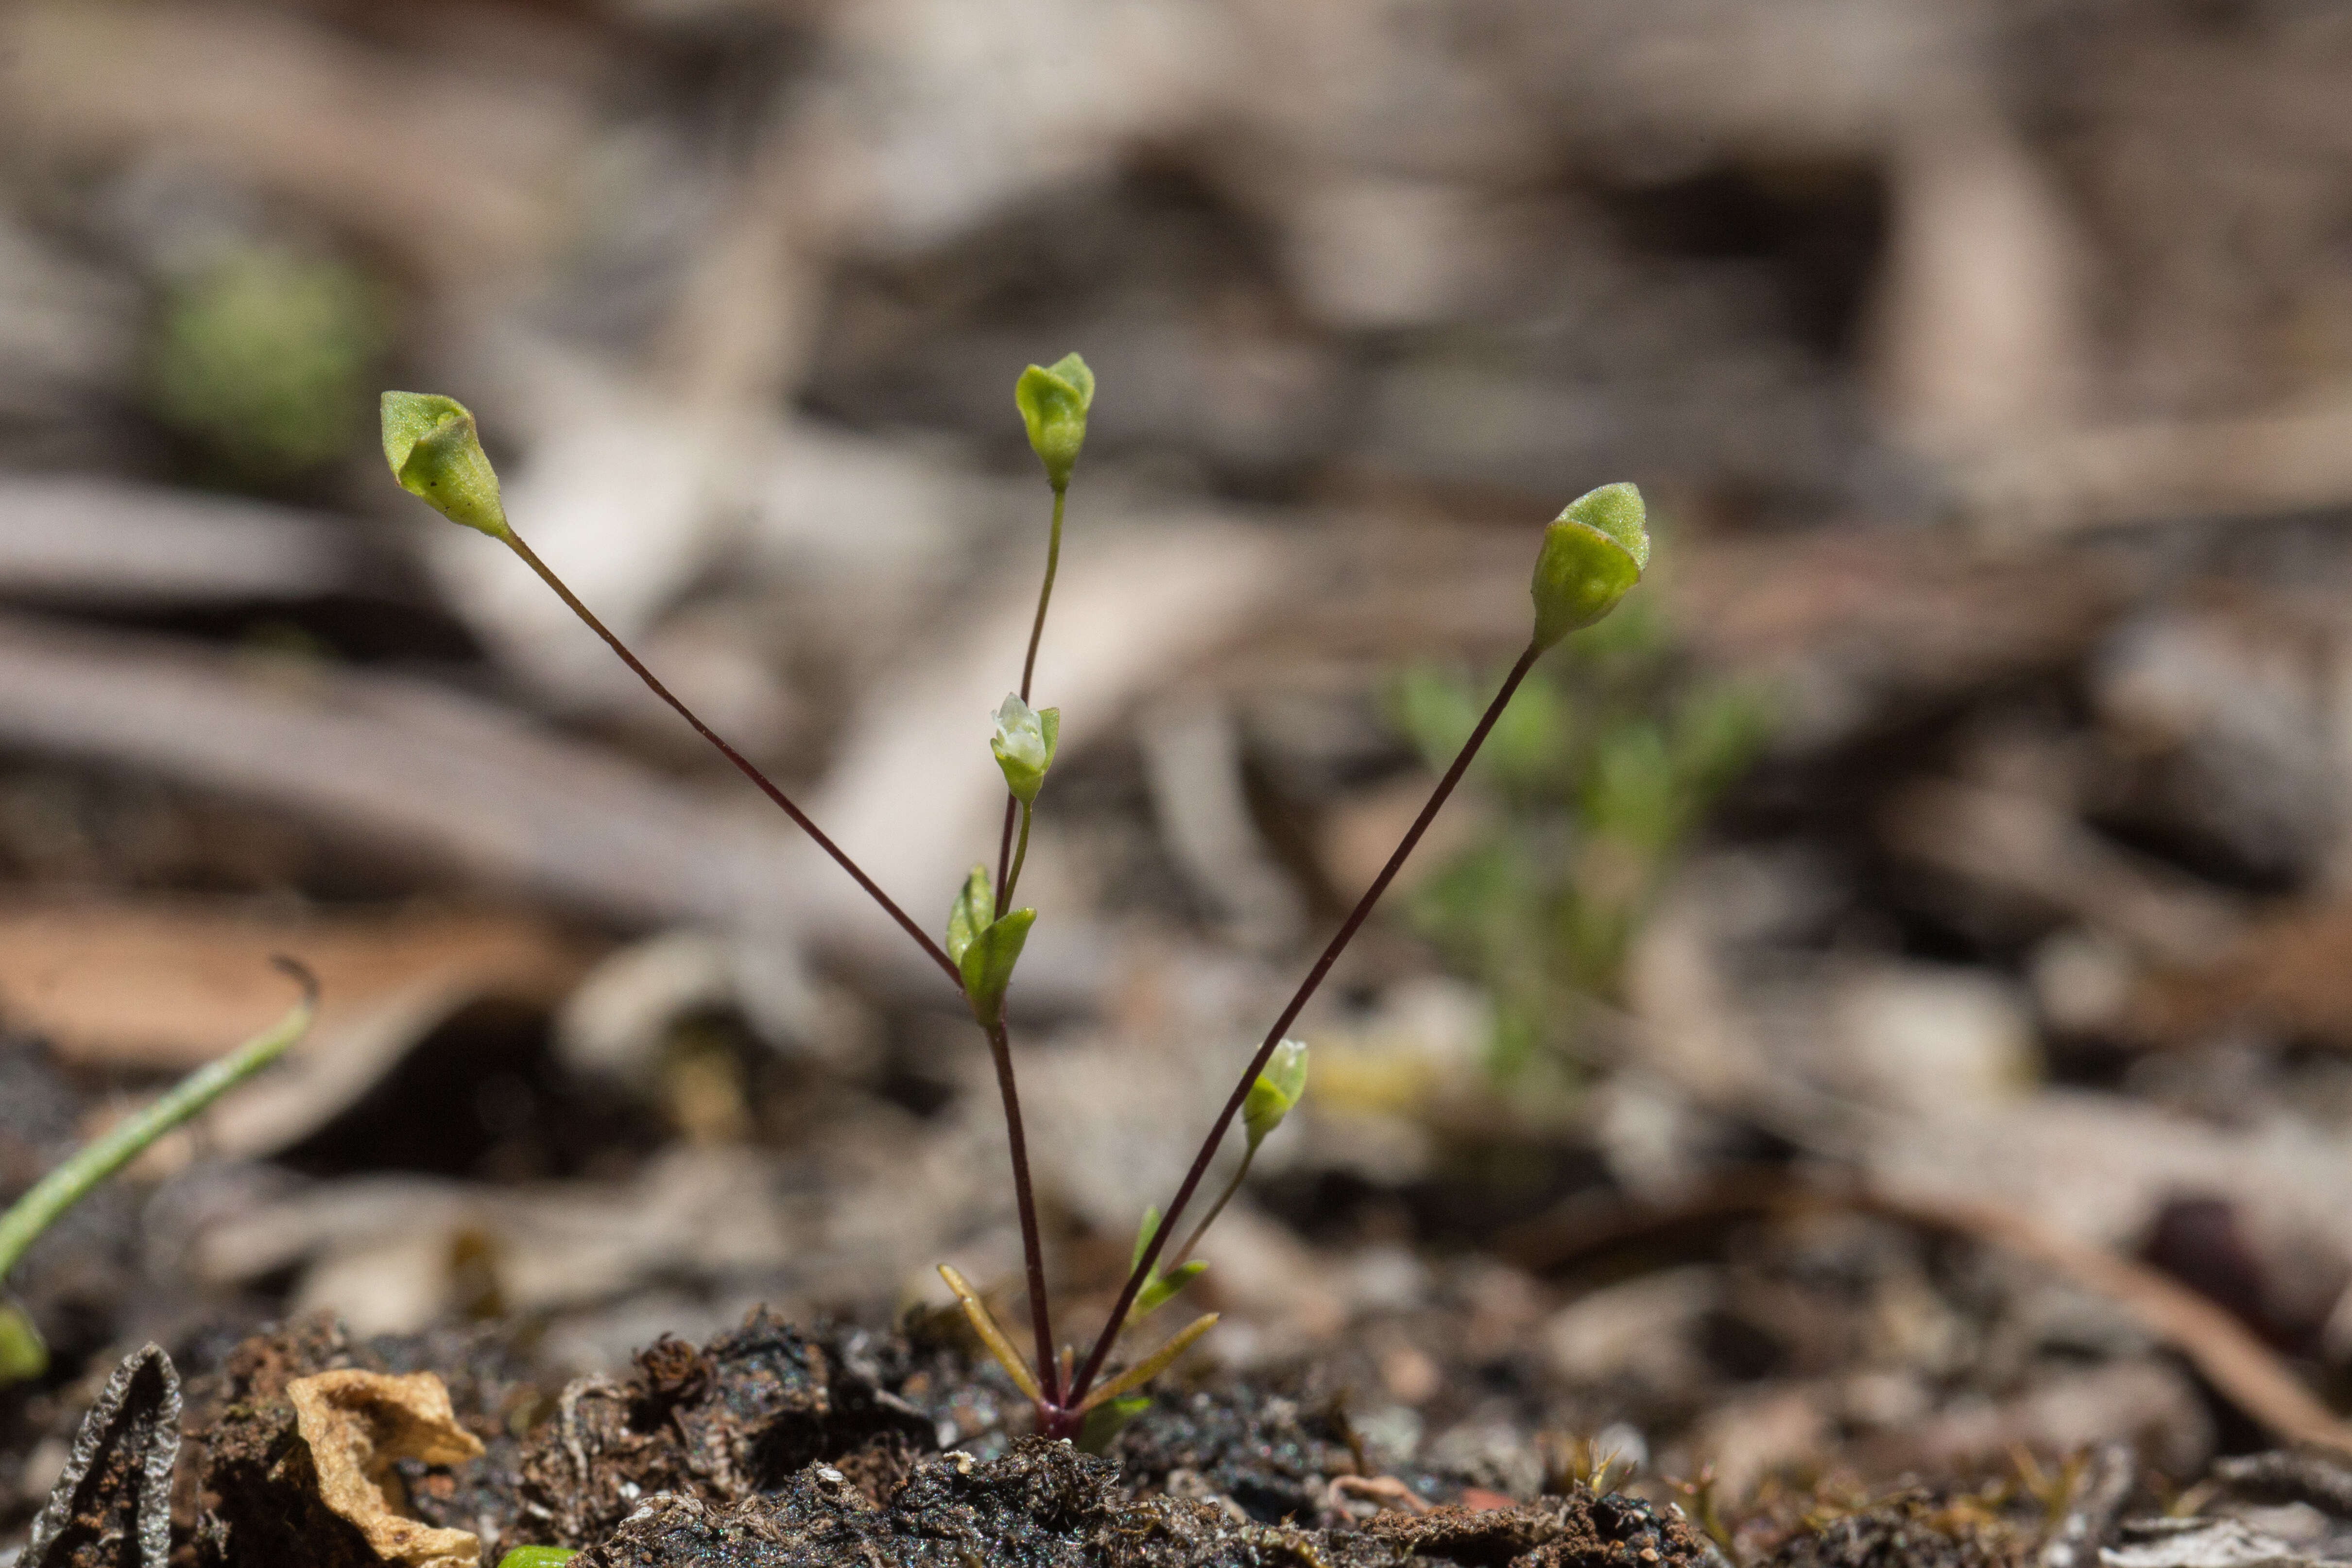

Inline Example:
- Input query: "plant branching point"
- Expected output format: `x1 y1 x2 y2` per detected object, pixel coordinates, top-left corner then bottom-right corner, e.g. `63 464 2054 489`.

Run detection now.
381 378 1653 1450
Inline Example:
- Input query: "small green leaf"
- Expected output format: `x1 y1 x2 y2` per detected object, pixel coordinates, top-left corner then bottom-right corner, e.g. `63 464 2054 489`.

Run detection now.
1078 1311 1219 1411
1130 1206 1163 1272
960 906 1036 1026
381 391 509 538
1015 352 1094 490
937 1264 1044 1405
1124 1207 1208 1324
1076 1393 1150 1454
1531 482 1646 650
496 1551 579 1568
991 695 1061 805
1242 1038 1308 1151
1133 1260 1207 1318
946 863 994 966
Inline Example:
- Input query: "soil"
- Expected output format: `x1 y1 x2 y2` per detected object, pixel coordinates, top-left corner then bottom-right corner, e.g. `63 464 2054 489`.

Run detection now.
132 1308 1733 1568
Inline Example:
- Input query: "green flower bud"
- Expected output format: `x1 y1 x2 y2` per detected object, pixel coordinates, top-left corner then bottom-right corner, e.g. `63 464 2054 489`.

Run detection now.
946 863 994 966
1015 352 1094 490
992 694 1061 806
1241 1038 1308 1150
381 391 508 538
960 906 1036 1027
1531 482 1648 650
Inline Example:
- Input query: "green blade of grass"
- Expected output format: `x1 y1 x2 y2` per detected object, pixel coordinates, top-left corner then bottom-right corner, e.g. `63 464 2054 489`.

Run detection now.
0 960 317 1285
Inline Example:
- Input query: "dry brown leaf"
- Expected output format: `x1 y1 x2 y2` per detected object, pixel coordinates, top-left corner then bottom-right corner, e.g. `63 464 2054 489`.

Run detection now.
0 899 589 1070
286 1370 485 1568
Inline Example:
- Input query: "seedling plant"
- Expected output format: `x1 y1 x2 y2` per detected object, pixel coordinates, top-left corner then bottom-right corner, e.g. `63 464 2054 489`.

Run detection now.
0 962 317 1387
379 359 1649 1445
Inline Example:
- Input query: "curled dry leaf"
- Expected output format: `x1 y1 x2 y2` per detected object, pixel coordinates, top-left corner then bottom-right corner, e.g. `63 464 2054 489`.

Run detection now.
286 1369 487 1568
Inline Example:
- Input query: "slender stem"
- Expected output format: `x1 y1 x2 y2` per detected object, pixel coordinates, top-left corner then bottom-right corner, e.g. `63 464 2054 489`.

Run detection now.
0 962 317 1282
1167 1143 1255 1278
1071 640 1543 1404
984 1019 1061 1408
502 531 961 990
996 485 1065 907
993 795 1020 919
1021 486 1066 701
1001 803 1034 912
984 481 1070 1412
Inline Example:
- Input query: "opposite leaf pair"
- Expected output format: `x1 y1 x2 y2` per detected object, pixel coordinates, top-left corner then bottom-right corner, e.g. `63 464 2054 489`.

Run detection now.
948 865 1034 1027
381 355 1653 1450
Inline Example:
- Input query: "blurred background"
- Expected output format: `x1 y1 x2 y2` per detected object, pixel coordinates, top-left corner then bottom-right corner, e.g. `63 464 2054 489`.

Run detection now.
7 0 2352 1519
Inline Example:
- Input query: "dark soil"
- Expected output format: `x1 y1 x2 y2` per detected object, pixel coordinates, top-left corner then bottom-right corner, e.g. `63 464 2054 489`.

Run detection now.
568 1438 1708 1568
157 1308 1718 1568
1762 1492 2026 1568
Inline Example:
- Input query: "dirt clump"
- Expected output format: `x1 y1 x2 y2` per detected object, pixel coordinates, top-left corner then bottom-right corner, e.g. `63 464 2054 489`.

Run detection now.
507 1310 937 1550
179 1314 536 1568
1367 1489 1704 1568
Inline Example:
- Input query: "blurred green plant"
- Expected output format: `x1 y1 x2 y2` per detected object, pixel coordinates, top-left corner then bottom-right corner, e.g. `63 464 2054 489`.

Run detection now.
150 248 390 482
1391 591 1772 1079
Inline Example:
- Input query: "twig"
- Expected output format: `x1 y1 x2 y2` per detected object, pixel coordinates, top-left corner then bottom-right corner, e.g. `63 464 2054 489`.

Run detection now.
1500 1168 2352 1456
2209 1450 2352 1518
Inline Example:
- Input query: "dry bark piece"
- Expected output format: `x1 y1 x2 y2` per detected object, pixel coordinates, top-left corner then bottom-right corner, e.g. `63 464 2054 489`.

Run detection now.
285 1369 487 1568
2042 1442 2138 1568
2102 1517 2323 1568
21 1343 181 1568
2209 1451 2352 1519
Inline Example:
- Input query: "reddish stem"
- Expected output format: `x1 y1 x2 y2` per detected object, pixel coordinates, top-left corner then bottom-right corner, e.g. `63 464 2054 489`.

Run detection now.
503 532 962 989
1068 640 1542 1405
985 1018 1061 1409
989 482 1070 1408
